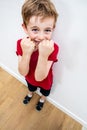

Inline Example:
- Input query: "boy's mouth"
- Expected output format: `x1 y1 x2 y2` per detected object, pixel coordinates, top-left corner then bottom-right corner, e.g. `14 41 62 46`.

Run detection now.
33 40 40 50
33 40 40 45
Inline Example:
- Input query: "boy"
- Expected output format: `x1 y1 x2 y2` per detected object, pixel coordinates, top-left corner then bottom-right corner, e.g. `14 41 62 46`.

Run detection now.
16 0 59 111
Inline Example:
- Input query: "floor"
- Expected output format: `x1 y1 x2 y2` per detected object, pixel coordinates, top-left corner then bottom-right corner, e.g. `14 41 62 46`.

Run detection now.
0 67 82 130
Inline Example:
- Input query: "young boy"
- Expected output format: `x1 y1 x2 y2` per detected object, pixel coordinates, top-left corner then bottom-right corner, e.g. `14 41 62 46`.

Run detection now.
16 0 59 111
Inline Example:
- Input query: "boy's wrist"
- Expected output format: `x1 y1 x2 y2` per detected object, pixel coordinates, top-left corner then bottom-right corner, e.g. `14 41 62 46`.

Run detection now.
22 53 31 60
38 54 48 62
23 51 33 56
38 50 49 60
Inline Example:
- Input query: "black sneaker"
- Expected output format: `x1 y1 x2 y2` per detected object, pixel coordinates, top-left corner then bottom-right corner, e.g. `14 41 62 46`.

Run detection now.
23 95 32 104
36 101 44 111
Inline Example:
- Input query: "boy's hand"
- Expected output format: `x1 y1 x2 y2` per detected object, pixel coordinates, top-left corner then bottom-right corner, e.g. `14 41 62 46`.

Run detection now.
38 40 54 58
21 37 35 55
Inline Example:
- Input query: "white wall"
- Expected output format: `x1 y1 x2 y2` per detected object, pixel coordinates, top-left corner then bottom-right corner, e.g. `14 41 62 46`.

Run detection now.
0 0 87 127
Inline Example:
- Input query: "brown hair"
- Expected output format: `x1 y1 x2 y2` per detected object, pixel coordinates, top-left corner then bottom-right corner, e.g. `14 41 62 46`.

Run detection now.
21 0 58 27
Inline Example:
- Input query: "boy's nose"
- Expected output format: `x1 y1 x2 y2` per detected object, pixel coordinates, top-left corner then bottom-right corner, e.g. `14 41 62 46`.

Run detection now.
38 32 44 40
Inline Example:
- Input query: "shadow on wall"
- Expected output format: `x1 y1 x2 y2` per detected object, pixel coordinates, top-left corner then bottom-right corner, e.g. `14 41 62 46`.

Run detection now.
52 0 72 86
52 0 86 90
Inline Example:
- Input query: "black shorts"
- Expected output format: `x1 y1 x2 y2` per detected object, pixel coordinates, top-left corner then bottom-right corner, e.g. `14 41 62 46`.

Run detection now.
26 81 51 97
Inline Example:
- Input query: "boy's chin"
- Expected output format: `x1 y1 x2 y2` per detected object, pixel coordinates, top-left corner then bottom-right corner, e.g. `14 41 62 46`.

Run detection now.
34 45 38 51
34 41 40 45
33 41 39 49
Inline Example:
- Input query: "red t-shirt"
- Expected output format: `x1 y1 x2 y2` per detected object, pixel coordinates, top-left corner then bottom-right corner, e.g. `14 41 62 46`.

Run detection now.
16 39 59 90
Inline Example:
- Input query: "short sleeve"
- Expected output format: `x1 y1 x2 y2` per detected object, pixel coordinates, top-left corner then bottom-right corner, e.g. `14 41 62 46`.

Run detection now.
48 43 59 62
16 39 22 56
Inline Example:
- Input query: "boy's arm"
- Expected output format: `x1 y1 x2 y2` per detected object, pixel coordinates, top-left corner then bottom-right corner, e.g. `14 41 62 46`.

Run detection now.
35 40 54 81
18 54 31 76
35 55 53 81
18 38 35 76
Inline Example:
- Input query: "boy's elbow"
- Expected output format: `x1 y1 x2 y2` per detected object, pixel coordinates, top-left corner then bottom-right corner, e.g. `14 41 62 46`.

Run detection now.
35 75 44 81
18 68 28 76
19 71 27 77
35 73 47 82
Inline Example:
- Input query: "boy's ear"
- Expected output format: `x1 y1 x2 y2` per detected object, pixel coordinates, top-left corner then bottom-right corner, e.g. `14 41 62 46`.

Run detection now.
22 23 28 34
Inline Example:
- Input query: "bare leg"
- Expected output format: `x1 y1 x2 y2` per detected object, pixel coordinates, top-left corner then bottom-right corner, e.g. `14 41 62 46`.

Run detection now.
28 90 33 97
23 90 33 104
36 95 46 111
40 95 46 102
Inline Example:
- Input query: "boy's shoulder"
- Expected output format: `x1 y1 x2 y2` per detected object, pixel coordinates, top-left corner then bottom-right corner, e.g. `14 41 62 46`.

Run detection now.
16 39 22 56
54 42 59 51
17 38 22 44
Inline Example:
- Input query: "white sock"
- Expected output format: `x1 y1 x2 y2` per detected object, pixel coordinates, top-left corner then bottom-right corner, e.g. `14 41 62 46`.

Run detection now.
28 93 32 98
40 99 45 103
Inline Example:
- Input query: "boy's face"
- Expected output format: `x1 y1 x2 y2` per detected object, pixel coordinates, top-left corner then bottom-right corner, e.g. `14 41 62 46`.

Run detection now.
22 16 55 45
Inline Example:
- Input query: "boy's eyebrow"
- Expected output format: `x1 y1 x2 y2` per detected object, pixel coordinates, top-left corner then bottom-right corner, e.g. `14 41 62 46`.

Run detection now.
31 26 53 29
29 25 53 30
30 26 38 28
45 27 53 29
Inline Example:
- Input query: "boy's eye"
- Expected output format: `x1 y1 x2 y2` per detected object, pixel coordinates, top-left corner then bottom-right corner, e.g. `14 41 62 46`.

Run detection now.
32 29 38 32
45 29 52 32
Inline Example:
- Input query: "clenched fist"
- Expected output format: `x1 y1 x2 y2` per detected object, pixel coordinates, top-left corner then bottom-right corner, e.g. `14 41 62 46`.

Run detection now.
38 40 54 58
21 37 35 55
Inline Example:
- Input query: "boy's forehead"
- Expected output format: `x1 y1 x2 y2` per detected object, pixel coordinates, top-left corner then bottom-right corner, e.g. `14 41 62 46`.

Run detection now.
28 16 54 27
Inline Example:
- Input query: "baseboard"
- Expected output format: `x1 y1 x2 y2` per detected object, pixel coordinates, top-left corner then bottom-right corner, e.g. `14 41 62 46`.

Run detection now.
0 63 26 85
0 63 87 128
47 97 87 128
82 127 87 130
